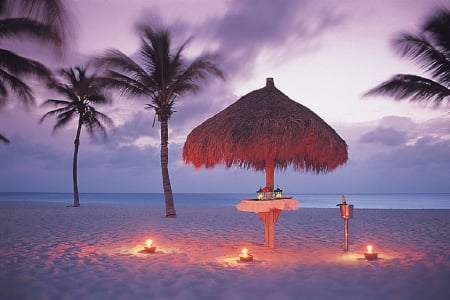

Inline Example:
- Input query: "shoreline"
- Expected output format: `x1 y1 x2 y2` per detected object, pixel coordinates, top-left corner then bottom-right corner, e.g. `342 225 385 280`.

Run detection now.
1 200 450 210
1 192 450 210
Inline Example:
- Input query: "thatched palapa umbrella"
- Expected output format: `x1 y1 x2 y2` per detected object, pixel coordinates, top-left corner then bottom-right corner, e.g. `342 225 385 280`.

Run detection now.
183 78 348 190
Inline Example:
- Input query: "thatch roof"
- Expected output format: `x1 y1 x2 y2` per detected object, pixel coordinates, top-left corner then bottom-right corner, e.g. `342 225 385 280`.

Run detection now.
183 78 348 178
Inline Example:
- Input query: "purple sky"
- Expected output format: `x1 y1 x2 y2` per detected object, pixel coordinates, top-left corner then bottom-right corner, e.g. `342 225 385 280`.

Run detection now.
1 0 449 194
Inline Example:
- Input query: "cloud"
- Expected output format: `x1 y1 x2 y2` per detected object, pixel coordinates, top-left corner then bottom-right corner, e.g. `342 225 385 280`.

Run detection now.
111 111 158 144
170 80 235 140
366 118 450 169
197 0 344 78
359 116 431 146
360 127 408 146
388 136 450 168
0 134 70 171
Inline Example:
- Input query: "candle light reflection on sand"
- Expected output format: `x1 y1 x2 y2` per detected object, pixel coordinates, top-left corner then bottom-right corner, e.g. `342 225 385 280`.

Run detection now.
108 243 182 257
105 240 412 265
215 246 260 267
335 247 404 263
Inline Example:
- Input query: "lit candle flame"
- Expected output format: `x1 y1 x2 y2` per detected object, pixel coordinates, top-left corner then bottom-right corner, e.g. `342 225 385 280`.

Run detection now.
242 248 248 256
146 239 153 247
367 245 373 253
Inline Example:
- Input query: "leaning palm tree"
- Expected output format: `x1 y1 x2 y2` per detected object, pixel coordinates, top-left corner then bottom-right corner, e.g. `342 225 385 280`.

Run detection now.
0 0 72 143
40 66 113 207
95 24 224 217
365 8 450 107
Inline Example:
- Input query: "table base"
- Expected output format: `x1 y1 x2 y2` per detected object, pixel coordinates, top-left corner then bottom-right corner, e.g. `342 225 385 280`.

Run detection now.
257 208 282 249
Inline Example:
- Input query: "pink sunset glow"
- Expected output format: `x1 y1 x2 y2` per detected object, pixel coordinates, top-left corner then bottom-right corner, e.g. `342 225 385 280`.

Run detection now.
1 0 449 194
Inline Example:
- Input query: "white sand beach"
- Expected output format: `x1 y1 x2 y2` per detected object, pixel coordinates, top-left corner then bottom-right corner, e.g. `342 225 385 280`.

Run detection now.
1 201 449 300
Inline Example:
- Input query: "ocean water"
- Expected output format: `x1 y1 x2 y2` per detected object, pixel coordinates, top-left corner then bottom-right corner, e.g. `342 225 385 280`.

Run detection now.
0 192 449 209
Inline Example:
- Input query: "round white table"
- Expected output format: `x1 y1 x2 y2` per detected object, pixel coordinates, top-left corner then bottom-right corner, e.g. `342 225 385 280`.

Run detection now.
236 198 298 248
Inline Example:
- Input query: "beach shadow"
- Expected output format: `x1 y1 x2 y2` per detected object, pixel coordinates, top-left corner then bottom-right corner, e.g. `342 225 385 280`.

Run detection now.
138 249 158 254
356 257 384 262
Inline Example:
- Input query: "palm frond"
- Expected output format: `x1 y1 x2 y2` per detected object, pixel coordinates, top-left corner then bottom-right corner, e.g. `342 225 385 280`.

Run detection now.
366 8 450 108
92 109 114 127
102 70 150 97
140 42 160 85
40 105 73 123
59 67 78 86
51 84 79 102
423 8 450 57
94 49 149 81
52 110 77 131
86 92 109 105
172 54 225 96
41 98 71 108
0 68 34 105
0 49 53 80
3 0 73 50
0 83 6 108
0 133 10 144
365 74 450 106
83 107 113 138
138 27 176 90
0 17 59 43
393 33 450 85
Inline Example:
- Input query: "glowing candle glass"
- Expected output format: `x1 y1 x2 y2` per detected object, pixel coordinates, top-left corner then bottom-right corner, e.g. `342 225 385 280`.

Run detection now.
144 239 156 253
257 187 264 200
239 248 253 262
364 244 378 260
274 186 283 198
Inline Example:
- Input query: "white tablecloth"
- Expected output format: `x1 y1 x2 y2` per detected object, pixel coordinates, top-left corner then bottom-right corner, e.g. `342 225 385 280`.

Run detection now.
236 198 298 213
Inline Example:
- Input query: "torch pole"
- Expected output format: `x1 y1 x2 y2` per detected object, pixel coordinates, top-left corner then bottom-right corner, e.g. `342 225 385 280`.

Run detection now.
337 196 353 252
344 218 349 251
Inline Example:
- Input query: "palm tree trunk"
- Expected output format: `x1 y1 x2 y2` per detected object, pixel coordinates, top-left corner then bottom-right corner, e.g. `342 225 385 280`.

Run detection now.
72 118 82 207
160 119 176 217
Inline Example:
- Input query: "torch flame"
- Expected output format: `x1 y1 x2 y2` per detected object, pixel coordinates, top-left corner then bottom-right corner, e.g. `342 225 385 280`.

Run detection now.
146 239 153 247
242 248 248 255
367 245 373 253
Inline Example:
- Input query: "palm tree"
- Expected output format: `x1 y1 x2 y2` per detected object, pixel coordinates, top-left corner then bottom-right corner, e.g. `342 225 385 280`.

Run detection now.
40 66 113 207
0 0 72 143
95 24 224 217
365 8 450 107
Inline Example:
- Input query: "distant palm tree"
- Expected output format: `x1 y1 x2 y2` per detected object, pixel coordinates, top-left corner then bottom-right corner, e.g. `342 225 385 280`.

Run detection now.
0 0 72 143
95 24 224 217
365 8 450 107
40 66 113 207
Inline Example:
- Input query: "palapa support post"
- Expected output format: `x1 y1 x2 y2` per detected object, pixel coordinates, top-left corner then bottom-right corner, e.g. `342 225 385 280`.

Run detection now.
265 158 275 192
258 208 282 248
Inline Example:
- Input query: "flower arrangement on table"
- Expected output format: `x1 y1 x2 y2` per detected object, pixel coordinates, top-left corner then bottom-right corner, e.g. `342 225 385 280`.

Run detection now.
256 186 283 200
